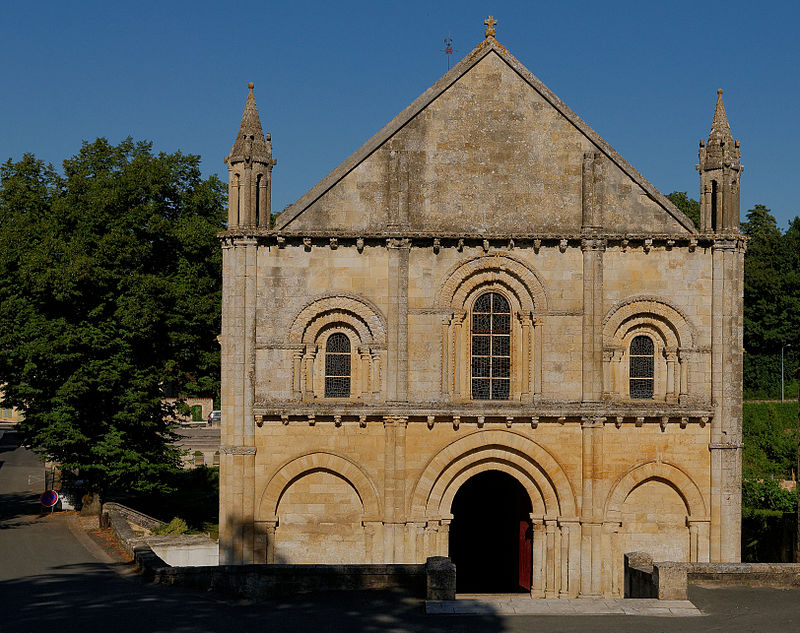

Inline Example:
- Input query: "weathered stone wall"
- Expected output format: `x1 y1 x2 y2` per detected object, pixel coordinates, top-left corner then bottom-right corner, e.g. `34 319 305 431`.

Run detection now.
285 53 690 236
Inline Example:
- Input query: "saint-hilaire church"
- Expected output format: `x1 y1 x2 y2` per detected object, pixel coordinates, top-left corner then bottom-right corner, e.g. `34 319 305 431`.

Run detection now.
218 17 744 597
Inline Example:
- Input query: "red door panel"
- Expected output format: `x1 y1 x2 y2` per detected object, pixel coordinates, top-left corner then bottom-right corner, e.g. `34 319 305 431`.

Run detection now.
518 520 532 590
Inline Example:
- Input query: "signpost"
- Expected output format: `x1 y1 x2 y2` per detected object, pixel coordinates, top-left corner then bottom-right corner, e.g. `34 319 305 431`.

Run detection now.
40 489 58 513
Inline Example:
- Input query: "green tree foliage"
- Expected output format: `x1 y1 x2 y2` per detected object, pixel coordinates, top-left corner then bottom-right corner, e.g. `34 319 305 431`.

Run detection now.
742 205 800 398
665 191 701 229
742 402 797 480
0 138 226 495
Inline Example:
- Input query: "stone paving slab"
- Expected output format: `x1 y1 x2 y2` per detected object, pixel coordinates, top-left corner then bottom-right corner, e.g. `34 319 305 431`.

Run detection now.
426 596 703 616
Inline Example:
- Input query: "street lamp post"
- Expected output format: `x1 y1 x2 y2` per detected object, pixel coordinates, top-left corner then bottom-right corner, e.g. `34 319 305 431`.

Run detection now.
782 343 792 402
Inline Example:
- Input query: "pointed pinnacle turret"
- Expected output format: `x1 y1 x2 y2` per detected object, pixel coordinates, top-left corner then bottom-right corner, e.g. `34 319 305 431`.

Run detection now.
228 82 272 163
700 88 740 170
708 89 733 143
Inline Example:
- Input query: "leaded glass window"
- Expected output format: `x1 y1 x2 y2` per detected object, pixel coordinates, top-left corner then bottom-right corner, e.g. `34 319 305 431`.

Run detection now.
325 333 351 398
629 335 654 399
471 292 511 400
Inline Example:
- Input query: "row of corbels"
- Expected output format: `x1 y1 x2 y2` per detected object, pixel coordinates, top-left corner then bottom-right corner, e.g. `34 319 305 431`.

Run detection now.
269 236 703 254
256 413 710 431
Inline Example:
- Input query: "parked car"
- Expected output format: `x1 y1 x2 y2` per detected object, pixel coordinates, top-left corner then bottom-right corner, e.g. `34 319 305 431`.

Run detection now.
207 410 221 427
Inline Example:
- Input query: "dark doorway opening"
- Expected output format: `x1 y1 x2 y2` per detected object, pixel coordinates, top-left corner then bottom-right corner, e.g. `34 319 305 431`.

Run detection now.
449 470 533 593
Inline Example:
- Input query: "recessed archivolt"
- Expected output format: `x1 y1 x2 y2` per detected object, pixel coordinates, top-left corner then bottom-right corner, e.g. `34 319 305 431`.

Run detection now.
604 461 707 521
437 253 549 312
409 430 576 519
603 296 695 348
435 455 549 517
289 294 387 346
258 451 382 522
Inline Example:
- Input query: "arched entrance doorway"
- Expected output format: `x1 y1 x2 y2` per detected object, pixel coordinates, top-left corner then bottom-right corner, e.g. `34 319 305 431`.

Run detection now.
449 470 533 593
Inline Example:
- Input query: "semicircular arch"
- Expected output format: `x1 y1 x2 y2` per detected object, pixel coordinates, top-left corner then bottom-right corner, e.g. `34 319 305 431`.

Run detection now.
604 461 707 521
436 455 549 518
410 430 576 519
437 254 549 313
289 294 387 346
603 296 695 348
258 451 382 522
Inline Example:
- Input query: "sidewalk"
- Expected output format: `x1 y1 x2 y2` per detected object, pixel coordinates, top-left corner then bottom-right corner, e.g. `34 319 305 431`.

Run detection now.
427 595 703 616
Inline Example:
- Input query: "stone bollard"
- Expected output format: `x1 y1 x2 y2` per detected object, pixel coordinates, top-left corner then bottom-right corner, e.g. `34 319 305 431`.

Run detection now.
426 556 456 600
653 562 689 600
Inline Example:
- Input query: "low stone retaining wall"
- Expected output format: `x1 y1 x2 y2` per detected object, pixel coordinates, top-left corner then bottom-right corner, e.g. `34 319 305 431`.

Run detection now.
103 502 164 531
625 551 800 600
153 562 430 599
105 506 455 600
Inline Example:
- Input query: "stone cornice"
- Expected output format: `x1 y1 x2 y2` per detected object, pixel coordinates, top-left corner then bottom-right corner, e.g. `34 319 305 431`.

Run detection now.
253 402 713 423
219 231 724 252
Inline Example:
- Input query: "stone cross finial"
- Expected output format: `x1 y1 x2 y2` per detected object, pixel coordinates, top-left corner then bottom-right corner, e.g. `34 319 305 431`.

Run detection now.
484 15 497 38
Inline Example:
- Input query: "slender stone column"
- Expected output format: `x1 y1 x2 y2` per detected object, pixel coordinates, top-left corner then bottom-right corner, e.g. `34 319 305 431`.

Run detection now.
302 344 317 398
441 316 451 397
291 347 304 397
557 517 579 597
409 521 426 563
665 348 678 402
364 521 381 564
532 316 543 400
452 313 466 398
518 312 533 402
254 520 277 564
386 238 410 402
425 521 439 559
383 417 397 562
602 521 622 597
580 416 605 596
530 516 546 598
545 517 558 597
437 519 452 556
359 345 372 398
371 349 382 396
678 347 691 401
581 238 605 402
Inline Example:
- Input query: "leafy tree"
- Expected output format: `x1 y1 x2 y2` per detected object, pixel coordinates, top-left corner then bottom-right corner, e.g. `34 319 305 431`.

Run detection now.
0 138 226 496
665 191 701 230
741 205 799 397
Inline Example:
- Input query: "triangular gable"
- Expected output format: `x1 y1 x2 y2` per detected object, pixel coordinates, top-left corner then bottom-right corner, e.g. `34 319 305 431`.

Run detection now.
274 38 697 235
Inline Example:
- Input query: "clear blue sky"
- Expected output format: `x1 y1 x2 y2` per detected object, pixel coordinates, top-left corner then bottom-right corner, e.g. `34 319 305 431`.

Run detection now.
2 1 798 228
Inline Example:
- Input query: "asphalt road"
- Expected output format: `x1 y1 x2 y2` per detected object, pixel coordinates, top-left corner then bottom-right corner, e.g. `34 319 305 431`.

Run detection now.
2 431 800 632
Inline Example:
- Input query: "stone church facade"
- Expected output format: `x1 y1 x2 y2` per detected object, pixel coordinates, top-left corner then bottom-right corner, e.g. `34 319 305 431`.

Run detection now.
218 21 744 597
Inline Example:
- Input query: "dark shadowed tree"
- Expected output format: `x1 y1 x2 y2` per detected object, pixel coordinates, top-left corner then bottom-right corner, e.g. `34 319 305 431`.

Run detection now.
0 138 226 495
666 191 701 230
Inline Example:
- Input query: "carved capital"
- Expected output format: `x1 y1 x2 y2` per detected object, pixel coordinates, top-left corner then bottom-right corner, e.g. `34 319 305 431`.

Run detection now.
220 445 257 456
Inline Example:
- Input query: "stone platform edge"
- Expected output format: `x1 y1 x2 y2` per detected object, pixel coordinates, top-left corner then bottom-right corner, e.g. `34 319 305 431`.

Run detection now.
625 551 800 600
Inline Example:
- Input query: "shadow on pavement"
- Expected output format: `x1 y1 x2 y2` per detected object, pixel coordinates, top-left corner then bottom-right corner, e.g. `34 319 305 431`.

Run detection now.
1 567 504 633
0 491 45 528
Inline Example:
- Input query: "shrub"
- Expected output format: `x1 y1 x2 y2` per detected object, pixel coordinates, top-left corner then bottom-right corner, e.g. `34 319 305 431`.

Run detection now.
152 517 189 535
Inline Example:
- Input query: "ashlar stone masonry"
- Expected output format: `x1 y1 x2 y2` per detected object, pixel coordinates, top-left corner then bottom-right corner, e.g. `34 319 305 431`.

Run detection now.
218 20 745 598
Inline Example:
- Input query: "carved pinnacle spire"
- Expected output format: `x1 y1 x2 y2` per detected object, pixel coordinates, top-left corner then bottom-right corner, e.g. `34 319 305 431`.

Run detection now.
708 89 733 143
702 89 739 170
229 82 272 164
484 15 497 38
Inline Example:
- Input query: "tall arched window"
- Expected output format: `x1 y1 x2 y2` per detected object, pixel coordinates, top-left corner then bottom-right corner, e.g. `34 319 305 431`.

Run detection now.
629 335 654 399
471 292 511 400
325 333 351 398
